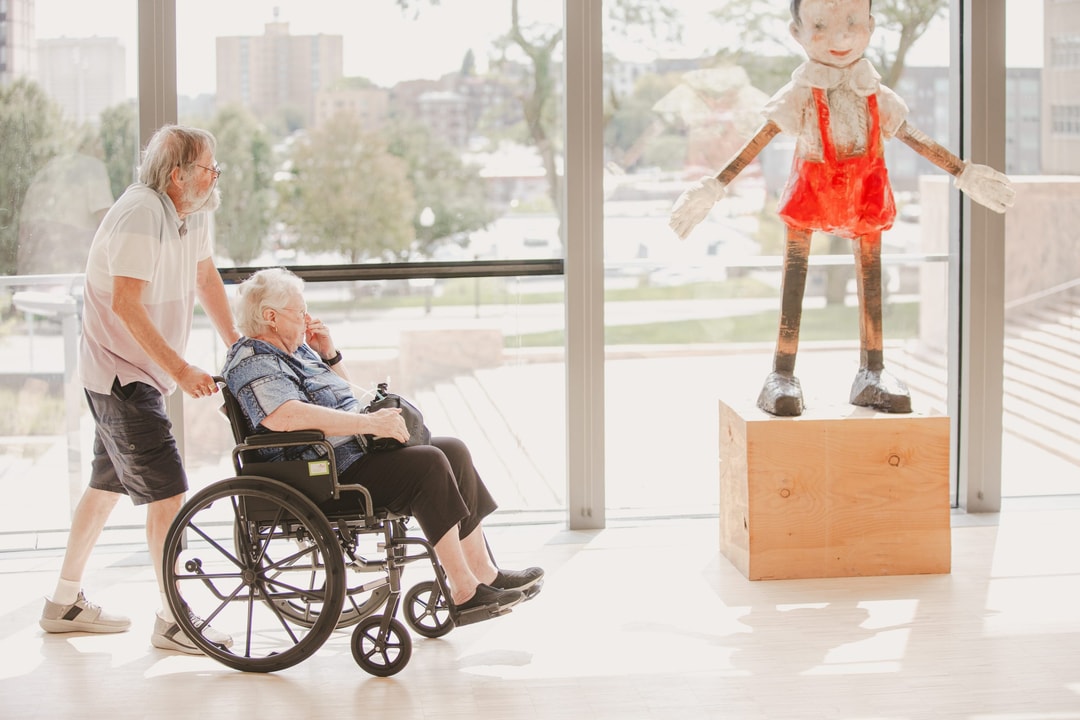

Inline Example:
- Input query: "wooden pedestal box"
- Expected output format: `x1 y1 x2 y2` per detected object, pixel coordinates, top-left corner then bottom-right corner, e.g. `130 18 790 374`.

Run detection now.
719 399 951 580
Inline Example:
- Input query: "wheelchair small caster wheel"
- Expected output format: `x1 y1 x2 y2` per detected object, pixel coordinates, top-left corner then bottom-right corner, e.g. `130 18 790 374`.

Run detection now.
351 615 412 677
403 580 453 638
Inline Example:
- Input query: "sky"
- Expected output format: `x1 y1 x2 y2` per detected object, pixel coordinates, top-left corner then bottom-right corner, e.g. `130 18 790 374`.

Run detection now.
35 1 1044 99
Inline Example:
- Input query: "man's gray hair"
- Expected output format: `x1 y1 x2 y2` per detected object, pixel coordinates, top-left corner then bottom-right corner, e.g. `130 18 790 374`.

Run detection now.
138 125 217 193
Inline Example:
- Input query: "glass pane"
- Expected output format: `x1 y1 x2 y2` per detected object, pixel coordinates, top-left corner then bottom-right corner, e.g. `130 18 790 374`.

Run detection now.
603 0 953 516
176 0 562 269
1 0 140 543
1001 0 1080 498
175 1 568 519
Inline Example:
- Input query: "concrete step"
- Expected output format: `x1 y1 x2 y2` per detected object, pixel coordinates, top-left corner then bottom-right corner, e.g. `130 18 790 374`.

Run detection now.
415 374 563 511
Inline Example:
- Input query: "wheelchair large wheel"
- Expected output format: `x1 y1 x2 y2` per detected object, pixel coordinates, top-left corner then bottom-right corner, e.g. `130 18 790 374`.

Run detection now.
249 523 386 631
403 580 454 638
350 614 412 677
163 477 346 672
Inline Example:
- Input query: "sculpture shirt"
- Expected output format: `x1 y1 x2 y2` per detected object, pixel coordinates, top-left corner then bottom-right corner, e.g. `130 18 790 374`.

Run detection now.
764 59 906 239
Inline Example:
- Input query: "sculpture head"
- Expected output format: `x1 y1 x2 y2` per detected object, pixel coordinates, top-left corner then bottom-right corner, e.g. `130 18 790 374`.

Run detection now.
790 0 875 69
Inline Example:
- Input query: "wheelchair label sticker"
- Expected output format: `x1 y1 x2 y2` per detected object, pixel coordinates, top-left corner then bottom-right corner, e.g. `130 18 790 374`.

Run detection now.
308 460 331 476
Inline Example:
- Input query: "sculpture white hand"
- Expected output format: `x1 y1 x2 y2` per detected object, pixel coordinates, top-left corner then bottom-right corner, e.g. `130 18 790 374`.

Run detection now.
669 176 726 239
954 162 1015 214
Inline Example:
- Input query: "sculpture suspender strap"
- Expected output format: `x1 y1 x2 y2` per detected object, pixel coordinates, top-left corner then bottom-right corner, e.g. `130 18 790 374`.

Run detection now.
778 89 896 240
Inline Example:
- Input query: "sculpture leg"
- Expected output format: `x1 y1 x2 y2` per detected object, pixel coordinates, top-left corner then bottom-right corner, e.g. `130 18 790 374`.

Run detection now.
850 234 912 413
757 227 810 416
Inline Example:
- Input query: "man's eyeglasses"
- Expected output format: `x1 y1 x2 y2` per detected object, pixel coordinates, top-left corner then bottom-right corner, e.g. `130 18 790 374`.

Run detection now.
193 163 222 180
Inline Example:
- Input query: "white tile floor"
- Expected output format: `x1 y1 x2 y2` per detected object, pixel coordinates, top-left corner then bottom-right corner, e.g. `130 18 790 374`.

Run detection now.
2 505 1080 719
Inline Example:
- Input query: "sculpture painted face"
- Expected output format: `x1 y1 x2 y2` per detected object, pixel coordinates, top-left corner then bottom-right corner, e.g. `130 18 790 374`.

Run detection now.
790 0 875 69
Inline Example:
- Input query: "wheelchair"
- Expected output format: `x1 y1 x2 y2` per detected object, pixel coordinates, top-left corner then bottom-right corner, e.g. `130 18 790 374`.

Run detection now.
161 377 508 676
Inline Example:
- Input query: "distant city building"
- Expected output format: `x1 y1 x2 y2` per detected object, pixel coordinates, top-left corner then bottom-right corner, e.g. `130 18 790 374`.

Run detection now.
314 84 389 131
463 141 549 209
417 90 469 148
1043 0 1080 174
390 77 452 123
456 73 523 139
608 59 653 98
0 0 35 86
1007 67 1042 176
36 36 125 125
216 17 343 128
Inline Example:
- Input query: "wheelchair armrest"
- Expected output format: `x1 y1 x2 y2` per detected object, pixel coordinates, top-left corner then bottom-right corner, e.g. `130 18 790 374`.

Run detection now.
243 430 326 447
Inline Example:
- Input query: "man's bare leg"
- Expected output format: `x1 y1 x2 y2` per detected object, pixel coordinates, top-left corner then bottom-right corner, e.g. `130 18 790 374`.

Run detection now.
147 493 186 620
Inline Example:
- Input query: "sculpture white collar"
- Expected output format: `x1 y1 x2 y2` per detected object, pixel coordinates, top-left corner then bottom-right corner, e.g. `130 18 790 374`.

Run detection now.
792 58 881 96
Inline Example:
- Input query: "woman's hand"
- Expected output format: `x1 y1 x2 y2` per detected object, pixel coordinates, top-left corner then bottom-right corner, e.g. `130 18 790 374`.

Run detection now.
361 407 410 444
304 315 337 361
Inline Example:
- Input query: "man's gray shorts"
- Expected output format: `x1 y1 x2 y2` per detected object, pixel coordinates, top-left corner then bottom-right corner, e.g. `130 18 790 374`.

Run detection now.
85 378 188 505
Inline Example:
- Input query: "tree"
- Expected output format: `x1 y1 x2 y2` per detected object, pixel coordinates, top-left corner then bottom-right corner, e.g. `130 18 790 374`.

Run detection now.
396 0 681 242
98 101 139 199
208 106 277 265
385 121 496 258
605 73 683 171
0 79 67 276
280 113 415 263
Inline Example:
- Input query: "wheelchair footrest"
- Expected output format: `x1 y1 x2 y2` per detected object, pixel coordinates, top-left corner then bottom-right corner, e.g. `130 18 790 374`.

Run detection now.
451 602 514 627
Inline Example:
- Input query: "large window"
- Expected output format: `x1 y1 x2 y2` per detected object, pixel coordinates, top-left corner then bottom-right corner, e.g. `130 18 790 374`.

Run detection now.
0 2 1049 551
1000 0 1080 498
1 0 139 540
171 1 572 519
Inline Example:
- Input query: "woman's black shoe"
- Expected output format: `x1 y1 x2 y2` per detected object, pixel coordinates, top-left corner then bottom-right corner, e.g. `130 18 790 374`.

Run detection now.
454 583 523 613
492 567 545 592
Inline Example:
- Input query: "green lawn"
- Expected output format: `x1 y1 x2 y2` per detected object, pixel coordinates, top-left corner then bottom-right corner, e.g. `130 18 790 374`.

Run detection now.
514 301 920 347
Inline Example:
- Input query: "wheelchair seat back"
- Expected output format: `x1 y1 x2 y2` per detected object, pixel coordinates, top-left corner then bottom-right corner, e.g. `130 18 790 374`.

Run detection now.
215 376 339 515
239 458 336 508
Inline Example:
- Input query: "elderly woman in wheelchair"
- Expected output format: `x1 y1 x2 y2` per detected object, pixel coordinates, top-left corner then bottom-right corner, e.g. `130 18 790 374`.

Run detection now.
161 267 541 676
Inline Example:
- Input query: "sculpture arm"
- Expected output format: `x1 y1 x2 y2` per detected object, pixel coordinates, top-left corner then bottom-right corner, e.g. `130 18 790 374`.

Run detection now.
896 122 1015 213
669 121 782 240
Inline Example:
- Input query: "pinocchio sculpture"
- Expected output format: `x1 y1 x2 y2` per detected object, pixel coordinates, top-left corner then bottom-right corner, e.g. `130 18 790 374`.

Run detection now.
670 0 1014 416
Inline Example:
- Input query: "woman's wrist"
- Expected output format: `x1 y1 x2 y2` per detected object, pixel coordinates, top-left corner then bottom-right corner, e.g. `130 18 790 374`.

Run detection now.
323 349 343 366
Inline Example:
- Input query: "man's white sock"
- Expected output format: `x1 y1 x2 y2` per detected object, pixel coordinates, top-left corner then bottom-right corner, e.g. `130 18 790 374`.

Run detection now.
51 578 81 605
159 593 176 623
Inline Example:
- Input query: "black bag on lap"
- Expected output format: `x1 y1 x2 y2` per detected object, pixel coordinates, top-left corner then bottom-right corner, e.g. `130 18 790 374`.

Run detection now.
360 383 431 451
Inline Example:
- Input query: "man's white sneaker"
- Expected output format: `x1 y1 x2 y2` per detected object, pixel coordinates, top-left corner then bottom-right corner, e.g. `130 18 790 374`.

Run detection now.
39 591 131 634
150 611 233 655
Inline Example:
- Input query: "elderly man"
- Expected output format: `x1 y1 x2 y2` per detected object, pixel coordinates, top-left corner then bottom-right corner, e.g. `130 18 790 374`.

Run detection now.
38 125 241 654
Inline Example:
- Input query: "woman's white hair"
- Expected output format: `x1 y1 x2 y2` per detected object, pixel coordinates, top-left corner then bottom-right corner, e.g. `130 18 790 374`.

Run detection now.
235 267 305 338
